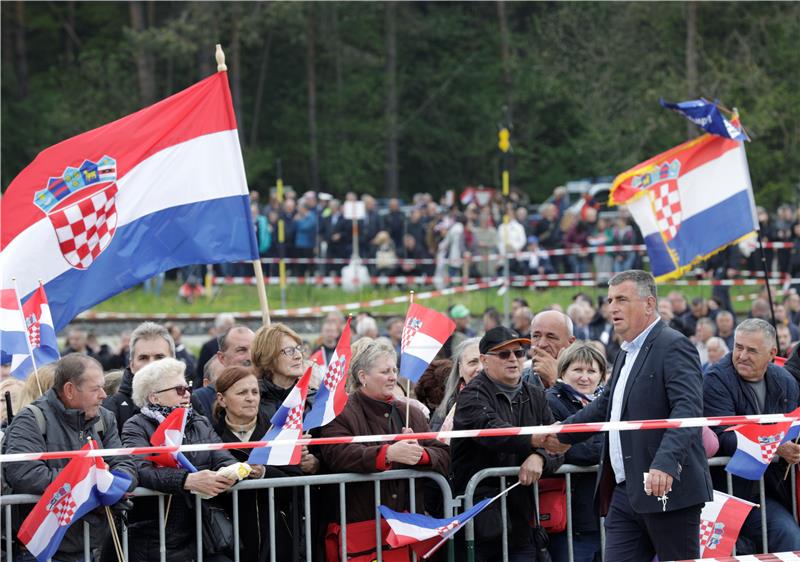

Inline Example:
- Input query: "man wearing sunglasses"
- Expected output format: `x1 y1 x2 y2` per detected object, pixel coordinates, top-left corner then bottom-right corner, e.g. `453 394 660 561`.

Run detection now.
452 326 563 562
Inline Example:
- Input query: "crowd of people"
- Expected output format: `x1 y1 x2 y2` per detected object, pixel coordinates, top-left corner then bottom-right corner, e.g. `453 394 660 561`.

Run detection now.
195 187 800 283
2 270 800 562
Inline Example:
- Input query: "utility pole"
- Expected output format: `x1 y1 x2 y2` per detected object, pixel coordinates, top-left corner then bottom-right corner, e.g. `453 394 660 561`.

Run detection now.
498 106 512 323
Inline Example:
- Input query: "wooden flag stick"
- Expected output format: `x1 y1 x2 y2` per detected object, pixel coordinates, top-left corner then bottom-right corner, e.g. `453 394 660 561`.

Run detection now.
87 437 124 562
405 291 415 428
11 278 43 396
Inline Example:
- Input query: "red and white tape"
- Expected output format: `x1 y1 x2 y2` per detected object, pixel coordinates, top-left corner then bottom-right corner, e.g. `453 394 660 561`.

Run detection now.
2 412 798 464
212 272 594 287
674 552 800 561
76 279 503 321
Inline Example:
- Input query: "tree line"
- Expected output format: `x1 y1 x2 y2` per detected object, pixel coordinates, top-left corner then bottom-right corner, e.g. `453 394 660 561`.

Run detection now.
2 1 798 206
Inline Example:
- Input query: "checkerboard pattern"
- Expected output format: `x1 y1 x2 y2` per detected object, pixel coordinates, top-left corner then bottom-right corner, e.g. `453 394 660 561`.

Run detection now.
27 321 41 348
323 356 347 391
401 317 422 352
652 182 681 241
758 432 784 463
435 521 459 536
53 495 78 526
283 404 304 430
50 184 118 270
699 519 715 547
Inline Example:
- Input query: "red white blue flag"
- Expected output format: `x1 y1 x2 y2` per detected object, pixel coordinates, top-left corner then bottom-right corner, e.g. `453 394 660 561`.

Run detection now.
13 283 61 378
400 303 455 383
148 407 197 472
303 317 352 430
724 418 796 480
0 288 31 376
610 129 757 282
0 71 258 331
249 366 313 466
698 491 757 558
17 443 132 562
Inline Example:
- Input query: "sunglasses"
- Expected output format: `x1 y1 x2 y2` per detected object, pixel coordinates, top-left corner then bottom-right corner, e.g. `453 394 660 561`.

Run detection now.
279 344 307 358
486 348 528 360
154 384 191 396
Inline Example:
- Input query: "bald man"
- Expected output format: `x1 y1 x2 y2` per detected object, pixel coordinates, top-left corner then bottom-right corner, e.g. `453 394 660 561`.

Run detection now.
522 309 576 388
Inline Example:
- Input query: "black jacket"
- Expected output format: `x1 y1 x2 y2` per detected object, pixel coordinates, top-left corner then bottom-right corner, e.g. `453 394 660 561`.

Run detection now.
784 344 800 389
560 321 713 515
121 410 236 561
546 382 603 533
102 367 139 436
259 377 317 420
704 353 799 509
3 390 137 558
452 371 562 548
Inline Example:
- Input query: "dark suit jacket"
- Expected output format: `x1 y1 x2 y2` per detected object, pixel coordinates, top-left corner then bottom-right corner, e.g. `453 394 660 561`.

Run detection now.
559 320 713 515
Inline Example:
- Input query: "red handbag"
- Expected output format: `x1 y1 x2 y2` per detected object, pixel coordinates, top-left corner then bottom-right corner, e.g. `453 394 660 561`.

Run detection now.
536 477 568 533
325 519 411 562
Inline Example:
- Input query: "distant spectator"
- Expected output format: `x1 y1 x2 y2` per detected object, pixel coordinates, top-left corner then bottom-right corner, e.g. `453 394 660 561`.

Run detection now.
414 359 452 413
777 324 793 357
694 317 715 365
703 337 729 372
511 306 534 338
715 310 736 350
195 313 235 388
166 323 197 377
482 307 502 333
103 369 124 396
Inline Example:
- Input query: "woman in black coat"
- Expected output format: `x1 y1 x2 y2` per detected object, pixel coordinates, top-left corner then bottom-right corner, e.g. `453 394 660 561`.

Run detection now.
545 342 606 562
212 365 303 562
122 358 238 562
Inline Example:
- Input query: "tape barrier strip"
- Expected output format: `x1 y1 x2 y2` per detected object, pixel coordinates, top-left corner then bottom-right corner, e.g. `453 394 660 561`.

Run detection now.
673 552 800 562
212 272 595 287
76 279 504 321
509 278 800 289
2 412 798 464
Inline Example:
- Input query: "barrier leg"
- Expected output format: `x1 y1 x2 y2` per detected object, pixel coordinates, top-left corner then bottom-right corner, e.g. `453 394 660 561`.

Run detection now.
269 488 276 562
501 477 508 562
566 472 574 562
339 483 347 562
304 485 312 562
374 480 382 561
5 505 13 562
158 495 166 562
83 521 90 561
195 495 203 562
759 478 767 553
233 489 240 562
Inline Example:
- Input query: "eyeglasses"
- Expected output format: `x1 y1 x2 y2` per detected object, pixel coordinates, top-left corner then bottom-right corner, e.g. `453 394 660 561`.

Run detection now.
154 385 191 396
279 345 307 358
486 348 528 360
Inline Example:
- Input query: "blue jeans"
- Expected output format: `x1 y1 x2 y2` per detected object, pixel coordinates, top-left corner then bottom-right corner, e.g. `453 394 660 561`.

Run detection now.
549 530 601 562
737 496 800 553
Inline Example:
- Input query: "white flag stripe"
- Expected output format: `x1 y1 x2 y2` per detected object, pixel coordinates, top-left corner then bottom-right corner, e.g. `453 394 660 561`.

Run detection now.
677 145 750 221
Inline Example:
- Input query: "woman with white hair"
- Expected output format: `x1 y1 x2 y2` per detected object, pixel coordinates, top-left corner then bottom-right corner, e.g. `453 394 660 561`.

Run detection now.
122 358 238 562
430 337 481 432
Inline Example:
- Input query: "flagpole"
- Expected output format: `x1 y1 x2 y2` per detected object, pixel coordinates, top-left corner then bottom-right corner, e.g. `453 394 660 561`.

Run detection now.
215 43 271 328
11 278 43 396
88 438 125 562
421 481 523 559
405 291 414 428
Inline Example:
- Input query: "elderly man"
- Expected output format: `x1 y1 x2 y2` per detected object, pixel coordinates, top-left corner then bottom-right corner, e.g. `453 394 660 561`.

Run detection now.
4 354 137 561
191 325 255 419
103 321 175 434
453 326 562 562
703 336 729 372
548 270 712 562
715 310 736 350
523 309 576 388
704 319 800 553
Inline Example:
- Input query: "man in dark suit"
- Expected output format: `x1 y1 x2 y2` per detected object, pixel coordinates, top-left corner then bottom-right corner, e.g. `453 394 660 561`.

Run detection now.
546 269 713 561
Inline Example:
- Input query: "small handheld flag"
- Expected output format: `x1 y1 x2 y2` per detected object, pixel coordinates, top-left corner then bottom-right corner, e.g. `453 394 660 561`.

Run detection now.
17 283 60 376
304 317 352 431
249 366 313 466
698 491 757 558
148 407 197 472
17 443 132 562
400 303 455 383
0 288 31 377
659 98 748 141
725 421 792 480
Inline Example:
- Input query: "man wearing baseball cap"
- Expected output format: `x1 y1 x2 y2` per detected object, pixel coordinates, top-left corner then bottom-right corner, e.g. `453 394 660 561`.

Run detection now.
452 326 563 561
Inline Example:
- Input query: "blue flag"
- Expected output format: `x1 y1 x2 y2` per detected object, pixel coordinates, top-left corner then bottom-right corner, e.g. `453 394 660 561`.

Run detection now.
659 98 748 141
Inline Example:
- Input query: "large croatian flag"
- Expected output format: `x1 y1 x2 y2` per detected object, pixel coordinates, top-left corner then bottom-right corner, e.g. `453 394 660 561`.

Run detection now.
249 366 312 466
609 131 758 281
698 491 756 558
304 317 352 431
725 419 795 480
17 444 132 562
148 407 197 472
0 288 30 375
0 71 258 330
400 303 455 383
380 497 492 558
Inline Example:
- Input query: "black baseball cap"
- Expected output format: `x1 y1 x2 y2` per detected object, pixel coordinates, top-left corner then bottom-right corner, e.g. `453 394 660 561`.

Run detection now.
479 326 531 355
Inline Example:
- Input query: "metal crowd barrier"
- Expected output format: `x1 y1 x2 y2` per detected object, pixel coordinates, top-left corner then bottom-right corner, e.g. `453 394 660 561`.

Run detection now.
0 469 456 562
1 460 797 562
460 457 799 562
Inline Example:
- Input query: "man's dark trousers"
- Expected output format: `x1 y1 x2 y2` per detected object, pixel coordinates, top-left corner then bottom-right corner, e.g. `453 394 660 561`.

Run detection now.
603 483 701 562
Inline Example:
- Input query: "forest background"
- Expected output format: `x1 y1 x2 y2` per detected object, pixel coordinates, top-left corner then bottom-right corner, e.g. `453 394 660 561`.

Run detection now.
2 1 798 206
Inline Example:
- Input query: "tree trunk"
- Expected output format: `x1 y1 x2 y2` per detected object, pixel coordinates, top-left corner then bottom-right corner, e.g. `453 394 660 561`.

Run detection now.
129 1 156 106
14 1 29 99
496 0 513 124
685 1 698 138
249 32 273 149
384 2 399 198
307 3 320 190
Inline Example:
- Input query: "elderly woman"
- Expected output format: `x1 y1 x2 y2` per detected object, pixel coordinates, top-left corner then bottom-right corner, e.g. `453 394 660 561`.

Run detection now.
320 337 449 539
430 337 481 432
545 342 606 562
122 357 238 562
212 365 301 562
251 322 320 474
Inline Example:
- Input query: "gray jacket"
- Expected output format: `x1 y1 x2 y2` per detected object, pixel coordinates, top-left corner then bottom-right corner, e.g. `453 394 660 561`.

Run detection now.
3 389 137 557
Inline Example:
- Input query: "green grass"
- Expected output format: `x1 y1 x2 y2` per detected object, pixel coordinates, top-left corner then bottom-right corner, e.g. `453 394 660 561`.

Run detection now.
91 280 762 317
